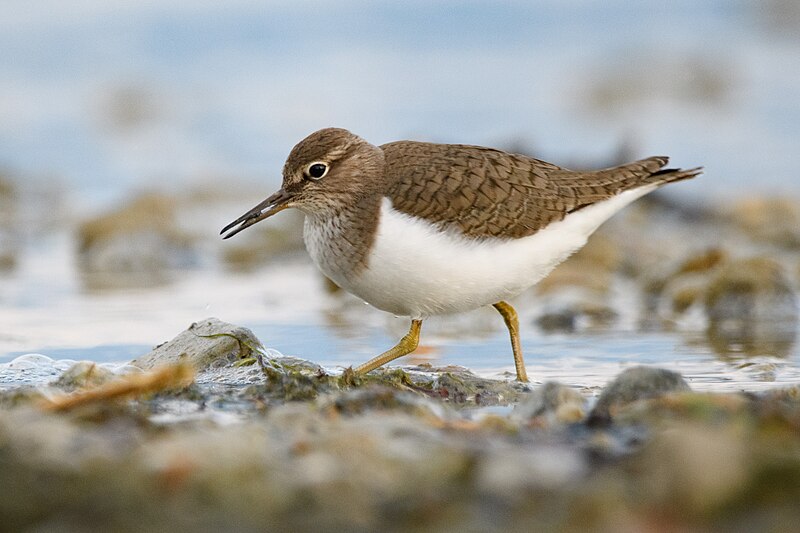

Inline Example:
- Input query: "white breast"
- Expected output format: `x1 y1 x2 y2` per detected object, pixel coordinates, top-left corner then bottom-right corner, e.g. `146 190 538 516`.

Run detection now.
307 186 657 319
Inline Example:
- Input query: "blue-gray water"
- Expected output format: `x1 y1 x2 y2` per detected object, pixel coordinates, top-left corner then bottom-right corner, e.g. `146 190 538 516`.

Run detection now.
1 1 798 203
1 251 798 392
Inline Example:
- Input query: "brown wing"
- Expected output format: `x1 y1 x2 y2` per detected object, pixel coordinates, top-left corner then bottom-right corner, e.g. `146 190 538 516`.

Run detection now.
381 141 700 239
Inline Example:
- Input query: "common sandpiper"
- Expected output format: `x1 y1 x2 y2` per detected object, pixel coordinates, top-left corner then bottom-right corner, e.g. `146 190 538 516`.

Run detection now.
221 128 701 382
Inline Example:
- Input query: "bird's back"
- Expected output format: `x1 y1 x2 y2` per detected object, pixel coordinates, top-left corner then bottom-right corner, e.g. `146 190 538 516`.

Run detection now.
381 140 700 239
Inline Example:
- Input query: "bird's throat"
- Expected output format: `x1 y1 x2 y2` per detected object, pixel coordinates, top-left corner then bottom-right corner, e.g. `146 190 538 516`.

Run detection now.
302 194 382 285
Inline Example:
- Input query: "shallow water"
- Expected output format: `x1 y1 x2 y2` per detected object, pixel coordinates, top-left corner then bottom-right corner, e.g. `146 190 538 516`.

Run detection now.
2 237 798 394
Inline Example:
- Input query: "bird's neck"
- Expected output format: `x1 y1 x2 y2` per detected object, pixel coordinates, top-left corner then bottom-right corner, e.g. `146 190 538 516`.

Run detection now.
302 192 383 284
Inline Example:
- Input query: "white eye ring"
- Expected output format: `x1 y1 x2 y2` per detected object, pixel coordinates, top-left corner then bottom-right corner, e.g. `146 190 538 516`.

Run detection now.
305 161 329 180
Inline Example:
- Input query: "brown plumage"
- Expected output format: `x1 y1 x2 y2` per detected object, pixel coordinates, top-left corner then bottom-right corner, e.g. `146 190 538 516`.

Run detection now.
382 140 701 239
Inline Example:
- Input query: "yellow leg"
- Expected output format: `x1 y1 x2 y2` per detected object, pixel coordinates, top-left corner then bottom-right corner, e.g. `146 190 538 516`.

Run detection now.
354 319 422 375
493 301 529 382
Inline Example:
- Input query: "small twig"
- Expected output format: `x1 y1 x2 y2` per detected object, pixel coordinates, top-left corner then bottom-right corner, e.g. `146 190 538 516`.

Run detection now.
41 363 195 412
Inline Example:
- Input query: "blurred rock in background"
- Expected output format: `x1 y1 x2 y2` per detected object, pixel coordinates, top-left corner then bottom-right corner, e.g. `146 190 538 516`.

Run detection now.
77 193 197 289
705 257 798 358
722 197 800 251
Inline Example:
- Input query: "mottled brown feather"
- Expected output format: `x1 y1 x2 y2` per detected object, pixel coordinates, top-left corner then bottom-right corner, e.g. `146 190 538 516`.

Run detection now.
382 141 701 239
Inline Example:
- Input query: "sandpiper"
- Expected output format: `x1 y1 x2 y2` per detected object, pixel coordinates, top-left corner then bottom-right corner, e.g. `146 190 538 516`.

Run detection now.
221 128 701 381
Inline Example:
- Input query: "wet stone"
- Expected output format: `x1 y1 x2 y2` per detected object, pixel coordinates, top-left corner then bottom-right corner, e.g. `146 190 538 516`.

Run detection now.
132 317 264 371
0 388 46 409
511 381 586 426
260 360 530 408
705 257 798 322
749 385 800 424
705 257 798 357
588 366 691 425
644 250 800 357
318 385 447 420
258 356 338 402
0 172 15 225
126 319 530 409
644 247 727 322
610 391 751 428
613 388 800 528
417 366 530 405
3 334 800 531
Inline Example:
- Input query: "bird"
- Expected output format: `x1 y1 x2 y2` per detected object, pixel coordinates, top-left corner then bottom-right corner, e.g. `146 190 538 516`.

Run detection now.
221 128 701 382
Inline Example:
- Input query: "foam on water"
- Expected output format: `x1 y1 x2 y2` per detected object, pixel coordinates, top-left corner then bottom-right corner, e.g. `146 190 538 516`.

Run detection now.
0 353 140 390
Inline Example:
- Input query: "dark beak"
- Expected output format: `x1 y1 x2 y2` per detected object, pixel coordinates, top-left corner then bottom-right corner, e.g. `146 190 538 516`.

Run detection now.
220 188 293 239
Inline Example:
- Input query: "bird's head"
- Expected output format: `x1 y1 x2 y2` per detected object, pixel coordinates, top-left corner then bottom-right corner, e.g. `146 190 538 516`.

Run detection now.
220 128 384 239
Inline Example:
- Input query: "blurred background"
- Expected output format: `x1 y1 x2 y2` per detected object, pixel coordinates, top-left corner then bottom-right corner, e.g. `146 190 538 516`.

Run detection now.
1 0 799 388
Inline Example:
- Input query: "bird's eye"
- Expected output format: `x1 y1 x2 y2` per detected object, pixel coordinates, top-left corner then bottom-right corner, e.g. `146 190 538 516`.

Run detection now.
305 162 328 180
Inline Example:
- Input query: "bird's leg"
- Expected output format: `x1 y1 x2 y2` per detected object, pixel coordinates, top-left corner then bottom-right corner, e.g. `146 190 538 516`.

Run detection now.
354 319 422 375
493 301 529 382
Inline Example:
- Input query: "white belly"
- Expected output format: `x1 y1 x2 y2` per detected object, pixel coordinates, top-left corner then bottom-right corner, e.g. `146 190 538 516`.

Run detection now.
307 187 655 318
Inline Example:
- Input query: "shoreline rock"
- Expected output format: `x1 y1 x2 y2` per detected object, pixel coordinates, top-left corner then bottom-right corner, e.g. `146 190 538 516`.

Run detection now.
2 320 800 532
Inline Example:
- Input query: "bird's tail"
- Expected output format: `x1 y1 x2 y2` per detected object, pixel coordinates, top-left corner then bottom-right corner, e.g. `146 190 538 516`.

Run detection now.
599 156 703 187
558 156 702 213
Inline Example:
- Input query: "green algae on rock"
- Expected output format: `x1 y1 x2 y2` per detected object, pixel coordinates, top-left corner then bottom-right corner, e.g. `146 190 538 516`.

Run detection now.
127 319 529 409
259 359 529 407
